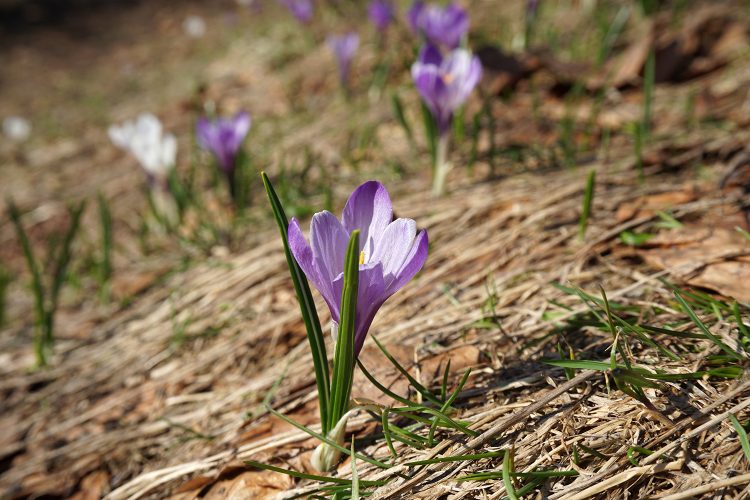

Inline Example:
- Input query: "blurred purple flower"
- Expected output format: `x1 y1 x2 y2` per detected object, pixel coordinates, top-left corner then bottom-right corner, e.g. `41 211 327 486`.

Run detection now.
527 0 540 18
368 0 394 32
280 0 313 23
411 44 482 135
407 1 468 49
288 181 428 356
196 112 251 174
327 32 359 88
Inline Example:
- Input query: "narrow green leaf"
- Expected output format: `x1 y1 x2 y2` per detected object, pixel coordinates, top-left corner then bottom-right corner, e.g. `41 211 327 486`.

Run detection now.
578 170 595 241
503 449 518 500
619 230 653 246
391 92 414 145
543 359 611 371
245 459 384 486
329 230 360 432
381 408 398 459
97 192 113 294
420 101 438 167
7 201 46 331
512 469 579 478
266 405 390 469
372 336 443 406
262 172 330 434
406 450 504 466
730 414 750 464
674 291 740 359
351 440 360 500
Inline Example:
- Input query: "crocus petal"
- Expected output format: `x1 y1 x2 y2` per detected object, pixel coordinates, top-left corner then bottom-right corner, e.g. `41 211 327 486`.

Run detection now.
196 117 213 151
233 112 252 142
161 134 177 170
310 211 350 316
407 1 424 32
418 43 443 66
370 218 417 286
290 217 341 320
354 262 387 355
332 262 387 356
441 49 483 110
342 181 393 260
368 0 393 31
387 228 428 295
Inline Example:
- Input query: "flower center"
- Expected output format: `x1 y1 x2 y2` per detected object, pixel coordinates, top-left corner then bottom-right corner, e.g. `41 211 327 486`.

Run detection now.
442 72 455 84
359 250 365 265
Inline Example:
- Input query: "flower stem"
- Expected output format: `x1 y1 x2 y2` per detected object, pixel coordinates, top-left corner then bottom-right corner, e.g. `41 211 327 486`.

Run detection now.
432 133 450 196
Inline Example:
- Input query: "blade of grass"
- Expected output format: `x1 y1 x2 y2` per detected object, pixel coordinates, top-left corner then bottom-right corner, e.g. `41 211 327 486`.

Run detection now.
7 201 46 347
351 440 360 500
97 192 112 299
266 405 390 469
262 172 330 434
503 448 518 500
245 459 385 486
371 336 443 406
391 92 414 146
578 170 596 241
674 291 740 359
406 450 504 466
730 414 750 464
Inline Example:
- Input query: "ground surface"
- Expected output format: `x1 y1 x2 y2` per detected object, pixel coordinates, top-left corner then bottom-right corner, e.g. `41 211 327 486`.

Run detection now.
1 1 750 498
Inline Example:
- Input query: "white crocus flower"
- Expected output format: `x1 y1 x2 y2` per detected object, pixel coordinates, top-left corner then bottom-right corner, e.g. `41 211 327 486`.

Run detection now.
109 113 178 225
3 116 31 142
108 113 176 180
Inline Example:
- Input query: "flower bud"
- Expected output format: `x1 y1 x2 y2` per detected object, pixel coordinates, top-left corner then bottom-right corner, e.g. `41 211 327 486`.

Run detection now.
311 410 353 472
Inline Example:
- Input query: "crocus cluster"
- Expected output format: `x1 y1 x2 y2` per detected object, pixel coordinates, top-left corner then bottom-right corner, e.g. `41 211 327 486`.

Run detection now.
289 180 428 357
327 33 360 91
280 0 313 24
108 113 176 184
408 1 469 49
368 0 394 32
196 112 251 200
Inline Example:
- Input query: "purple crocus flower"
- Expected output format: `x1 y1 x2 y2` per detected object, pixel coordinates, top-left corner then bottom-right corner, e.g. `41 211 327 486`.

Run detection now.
407 1 469 50
280 0 313 23
368 0 394 32
411 44 482 135
196 112 251 174
288 181 428 356
327 32 359 89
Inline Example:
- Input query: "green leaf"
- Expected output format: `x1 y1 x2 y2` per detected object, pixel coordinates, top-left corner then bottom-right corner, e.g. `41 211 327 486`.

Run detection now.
503 449 518 500
730 414 750 464
267 405 390 470
578 170 596 241
351 440 360 500
329 230 360 432
406 450 504 466
262 172 330 434
420 101 438 167
372 336 443 406
619 230 653 246
543 359 611 371
391 92 414 145
245 459 385 486
674 291 740 360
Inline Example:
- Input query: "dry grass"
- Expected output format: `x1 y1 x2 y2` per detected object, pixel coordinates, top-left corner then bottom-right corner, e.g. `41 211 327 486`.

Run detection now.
1 1 750 499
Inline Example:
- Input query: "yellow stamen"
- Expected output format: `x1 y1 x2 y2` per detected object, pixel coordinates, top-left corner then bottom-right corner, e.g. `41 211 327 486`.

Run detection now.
359 250 365 265
442 72 455 84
